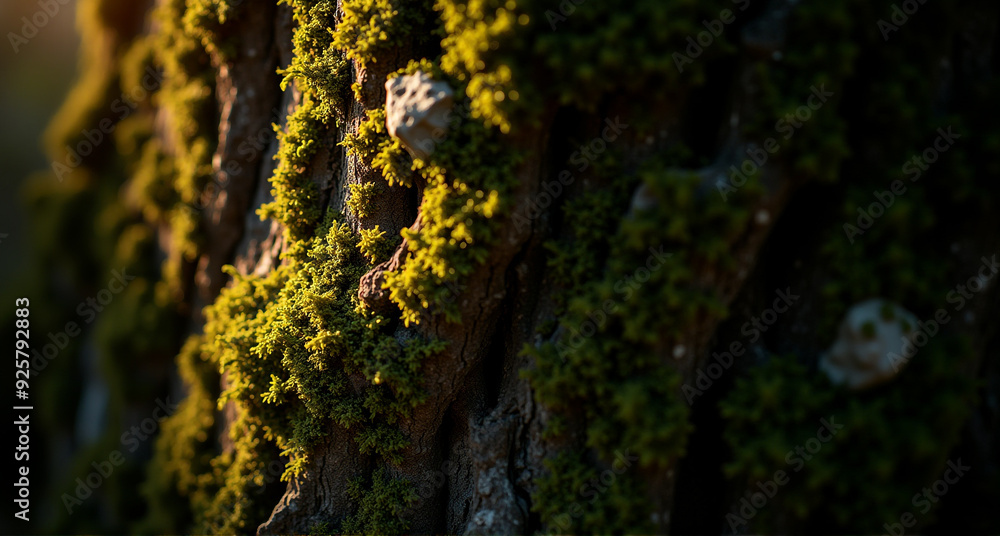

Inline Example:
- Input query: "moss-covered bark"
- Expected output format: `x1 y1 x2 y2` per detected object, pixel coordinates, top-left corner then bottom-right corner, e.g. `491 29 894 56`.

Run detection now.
25 0 1000 534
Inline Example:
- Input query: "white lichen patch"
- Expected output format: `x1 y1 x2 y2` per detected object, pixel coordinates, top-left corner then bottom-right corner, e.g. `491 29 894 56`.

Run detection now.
819 298 920 390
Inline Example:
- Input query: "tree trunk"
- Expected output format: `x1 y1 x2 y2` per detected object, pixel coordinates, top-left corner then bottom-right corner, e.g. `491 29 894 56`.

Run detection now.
28 0 1000 534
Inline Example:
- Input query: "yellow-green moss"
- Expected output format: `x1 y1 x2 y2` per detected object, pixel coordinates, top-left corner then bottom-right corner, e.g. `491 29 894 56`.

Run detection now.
341 107 412 187
257 97 326 249
146 213 445 530
138 336 221 533
359 225 396 263
332 0 433 68
278 0 351 122
437 0 735 132
182 0 243 59
346 182 379 218
383 95 516 324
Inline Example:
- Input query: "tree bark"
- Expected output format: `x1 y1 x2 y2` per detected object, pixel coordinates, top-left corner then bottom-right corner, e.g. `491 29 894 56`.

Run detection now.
34 0 1000 534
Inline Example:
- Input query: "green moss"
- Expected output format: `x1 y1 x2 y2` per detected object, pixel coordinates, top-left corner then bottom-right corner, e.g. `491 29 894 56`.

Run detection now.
359 225 397 264
347 181 379 219
257 97 325 249
138 336 220 533
25 1 195 532
332 0 432 68
150 265 291 533
278 0 351 122
43 0 127 162
106 0 222 298
719 349 975 531
258 0 353 250
525 155 763 530
341 107 412 187
182 0 243 59
382 97 517 325
341 467 416 535
532 451 653 534
146 214 445 530
712 4 996 532
437 0 734 132
337 67 521 330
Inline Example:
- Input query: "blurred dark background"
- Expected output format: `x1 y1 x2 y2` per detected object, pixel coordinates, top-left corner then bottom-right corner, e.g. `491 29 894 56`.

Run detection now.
1 0 78 279
1 1 79 533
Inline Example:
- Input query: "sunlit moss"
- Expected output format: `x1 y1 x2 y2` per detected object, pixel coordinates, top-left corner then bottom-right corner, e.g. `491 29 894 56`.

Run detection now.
332 0 432 68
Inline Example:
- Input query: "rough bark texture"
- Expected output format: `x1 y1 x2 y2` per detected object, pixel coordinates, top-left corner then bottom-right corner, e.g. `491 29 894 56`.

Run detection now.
28 0 1000 534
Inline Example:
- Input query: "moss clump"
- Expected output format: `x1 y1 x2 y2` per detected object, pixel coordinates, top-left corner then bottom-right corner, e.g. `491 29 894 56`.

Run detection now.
382 95 516 325
181 0 247 59
719 348 975 531
279 0 351 122
341 467 417 534
152 264 289 533
359 226 397 264
336 61 521 328
341 107 412 187
437 0 735 132
257 97 326 250
145 214 445 530
111 0 222 300
259 0 352 250
527 154 762 531
533 450 653 534
332 0 433 68
346 181 380 219
139 335 219 533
